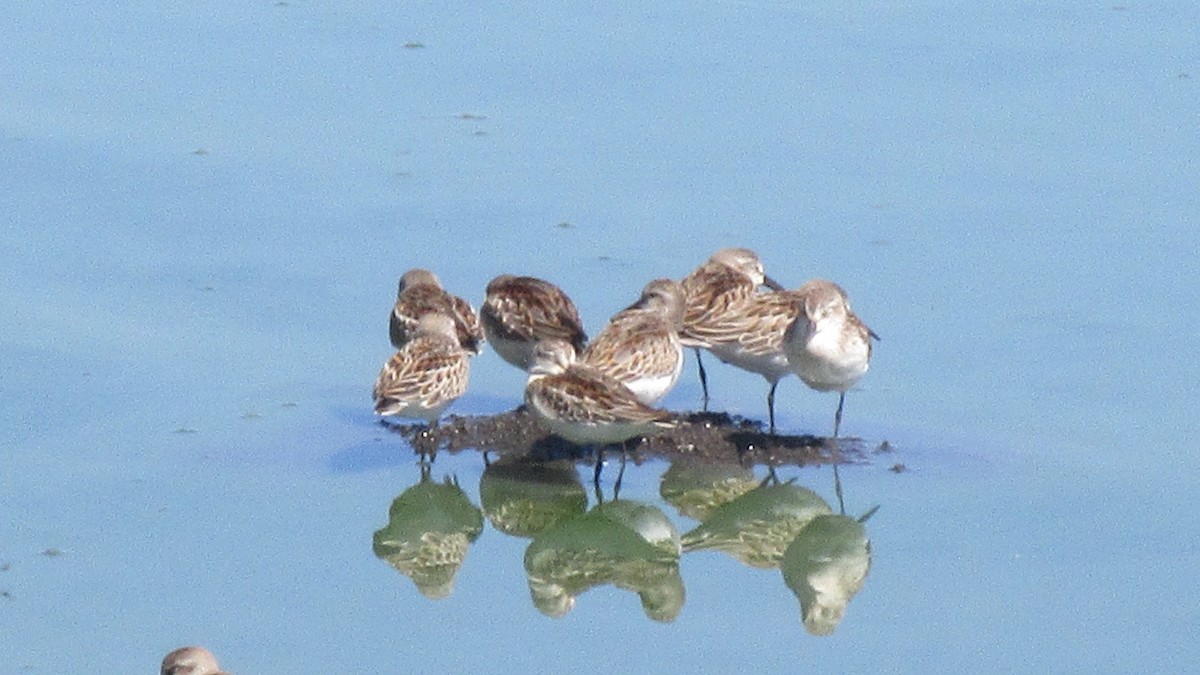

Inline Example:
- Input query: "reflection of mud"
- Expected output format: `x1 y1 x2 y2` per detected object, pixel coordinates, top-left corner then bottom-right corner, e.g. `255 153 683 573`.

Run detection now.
381 408 865 467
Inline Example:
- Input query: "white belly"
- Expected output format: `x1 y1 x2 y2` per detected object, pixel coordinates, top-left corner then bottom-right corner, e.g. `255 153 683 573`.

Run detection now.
787 326 870 392
707 342 791 383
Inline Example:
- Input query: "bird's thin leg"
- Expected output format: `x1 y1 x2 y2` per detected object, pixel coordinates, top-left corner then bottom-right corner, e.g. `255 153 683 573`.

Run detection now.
833 460 846 516
694 348 710 410
614 443 628 499
830 429 847 516
833 392 846 439
767 381 779 435
760 464 780 488
593 446 605 489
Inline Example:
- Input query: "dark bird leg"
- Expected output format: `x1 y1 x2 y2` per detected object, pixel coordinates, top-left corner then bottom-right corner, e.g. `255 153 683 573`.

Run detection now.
760 464 780 488
593 446 605 489
833 391 846 439
614 443 629 499
831 392 848 514
833 460 846 516
694 348 710 410
767 381 779 435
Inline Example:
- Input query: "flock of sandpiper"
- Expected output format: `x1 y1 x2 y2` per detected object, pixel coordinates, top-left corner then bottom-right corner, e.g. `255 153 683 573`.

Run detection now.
161 251 875 673
371 247 877 446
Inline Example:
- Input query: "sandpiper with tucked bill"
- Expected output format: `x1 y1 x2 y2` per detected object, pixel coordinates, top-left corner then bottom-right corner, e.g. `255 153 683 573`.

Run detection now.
525 338 675 483
581 278 686 406
388 268 484 355
479 274 587 371
373 313 471 425
680 288 803 435
679 247 783 407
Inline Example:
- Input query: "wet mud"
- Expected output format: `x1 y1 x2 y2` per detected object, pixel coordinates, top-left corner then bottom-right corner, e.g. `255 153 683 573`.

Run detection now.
380 408 881 468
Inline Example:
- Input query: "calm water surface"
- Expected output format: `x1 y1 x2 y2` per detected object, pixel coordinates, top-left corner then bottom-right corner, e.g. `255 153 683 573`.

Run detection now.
2 1 1198 672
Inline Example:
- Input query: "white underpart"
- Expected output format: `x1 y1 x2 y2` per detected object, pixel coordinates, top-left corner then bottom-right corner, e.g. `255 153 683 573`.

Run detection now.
707 342 791 384
377 397 452 423
489 334 537 371
530 405 662 445
787 317 869 392
621 345 684 405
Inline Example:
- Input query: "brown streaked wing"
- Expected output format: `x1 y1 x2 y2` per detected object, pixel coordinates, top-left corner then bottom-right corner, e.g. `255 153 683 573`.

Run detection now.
392 286 481 354
449 294 484 354
681 265 758 340
390 286 450 348
583 314 679 382
531 368 671 426
682 292 799 357
373 339 468 409
483 278 587 351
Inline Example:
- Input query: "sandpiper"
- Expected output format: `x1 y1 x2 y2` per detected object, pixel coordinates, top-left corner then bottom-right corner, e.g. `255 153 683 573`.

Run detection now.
161 646 229 675
524 339 675 447
783 279 876 437
679 248 782 406
686 289 803 434
581 278 686 405
480 274 587 371
373 313 470 424
389 268 484 355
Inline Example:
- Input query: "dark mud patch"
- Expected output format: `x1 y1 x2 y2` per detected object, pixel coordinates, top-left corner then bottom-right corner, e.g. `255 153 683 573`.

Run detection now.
380 408 871 468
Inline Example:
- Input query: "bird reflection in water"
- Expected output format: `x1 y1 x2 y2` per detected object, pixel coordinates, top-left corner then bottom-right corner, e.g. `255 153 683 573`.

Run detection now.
478 458 588 538
781 511 873 636
372 452 876 634
524 499 684 622
678 464 877 636
681 476 832 568
659 460 760 521
372 464 484 599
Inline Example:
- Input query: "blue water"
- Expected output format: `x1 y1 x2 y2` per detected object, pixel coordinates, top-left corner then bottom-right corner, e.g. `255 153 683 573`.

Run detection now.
3 1 1198 672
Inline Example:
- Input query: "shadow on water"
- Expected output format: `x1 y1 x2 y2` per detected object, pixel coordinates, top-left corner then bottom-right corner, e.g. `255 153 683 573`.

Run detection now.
367 410 882 634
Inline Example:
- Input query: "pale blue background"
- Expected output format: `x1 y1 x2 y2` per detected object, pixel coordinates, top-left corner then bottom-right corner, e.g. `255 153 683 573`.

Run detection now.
2 1 1198 672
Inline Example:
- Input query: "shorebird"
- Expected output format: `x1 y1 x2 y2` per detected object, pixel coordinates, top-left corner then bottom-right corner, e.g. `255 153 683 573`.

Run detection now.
525 339 675 446
581 278 686 405
524 339 675 484
373 313 470 424
479 274 587 371
783 279 877 438
161 646 229 675
679 248 782 407
681 288 802 434
389 268 484 355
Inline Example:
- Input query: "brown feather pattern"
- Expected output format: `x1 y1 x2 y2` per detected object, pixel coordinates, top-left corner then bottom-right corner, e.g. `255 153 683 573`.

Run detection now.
389 270 483 354
480 275 587 354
